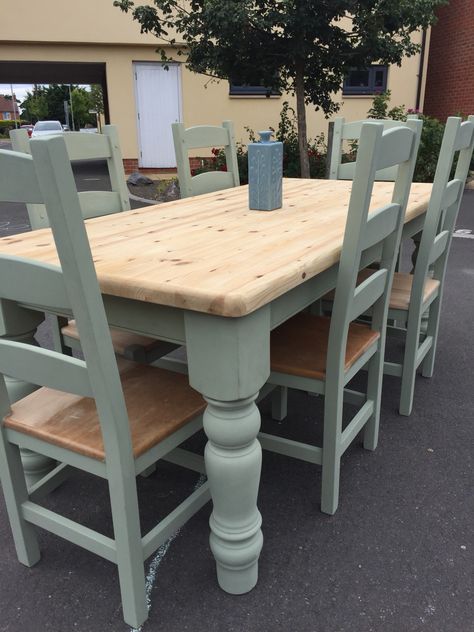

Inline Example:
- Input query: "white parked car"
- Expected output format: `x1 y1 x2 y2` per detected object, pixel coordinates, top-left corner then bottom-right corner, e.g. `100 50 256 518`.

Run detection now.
31 120 64 138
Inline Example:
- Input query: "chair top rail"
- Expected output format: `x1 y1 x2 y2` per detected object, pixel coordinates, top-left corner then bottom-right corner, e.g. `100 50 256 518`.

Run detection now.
340 118 404 140
178 124 231 150
375 126 416 173
0 150 42 204
454 120 474 152
61 132 112 160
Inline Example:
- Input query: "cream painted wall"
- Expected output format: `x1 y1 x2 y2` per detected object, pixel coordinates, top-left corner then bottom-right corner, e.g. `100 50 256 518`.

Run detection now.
0 1 167 45
0 29 425 164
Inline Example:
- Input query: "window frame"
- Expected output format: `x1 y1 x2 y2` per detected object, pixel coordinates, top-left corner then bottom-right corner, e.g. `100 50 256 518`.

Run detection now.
343 65 388 96
228 81 280 98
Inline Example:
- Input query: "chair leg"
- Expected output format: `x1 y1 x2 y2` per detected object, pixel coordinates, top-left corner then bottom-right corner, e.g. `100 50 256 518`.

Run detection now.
0 430 40 566
321 386 343 515
421 297 441 379
399 314 423 417
271 386 288 421
363 347 384 451
50 315 73 356
108 471 148 628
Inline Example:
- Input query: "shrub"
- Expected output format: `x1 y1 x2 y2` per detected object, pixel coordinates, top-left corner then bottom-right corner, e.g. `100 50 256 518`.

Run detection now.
366 91 445 183
195 102 327 183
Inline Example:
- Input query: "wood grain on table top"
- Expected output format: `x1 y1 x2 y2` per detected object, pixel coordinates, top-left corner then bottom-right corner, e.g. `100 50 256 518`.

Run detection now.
0 179 432 318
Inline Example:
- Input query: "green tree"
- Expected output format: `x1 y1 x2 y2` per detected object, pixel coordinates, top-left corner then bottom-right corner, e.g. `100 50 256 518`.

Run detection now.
89 84 104 116
114 0 445 178
20 86 49 122
71 87 95 128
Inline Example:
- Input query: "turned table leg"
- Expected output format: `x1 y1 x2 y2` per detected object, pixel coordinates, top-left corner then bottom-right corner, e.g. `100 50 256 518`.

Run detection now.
184 307 270 593
204 394 263 593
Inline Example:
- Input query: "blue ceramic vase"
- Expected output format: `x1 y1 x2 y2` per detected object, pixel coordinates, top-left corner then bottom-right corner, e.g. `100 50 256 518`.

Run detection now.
248 130 283 211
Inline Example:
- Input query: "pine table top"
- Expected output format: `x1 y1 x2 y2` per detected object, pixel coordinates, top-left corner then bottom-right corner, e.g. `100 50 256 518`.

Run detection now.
0 178 432 317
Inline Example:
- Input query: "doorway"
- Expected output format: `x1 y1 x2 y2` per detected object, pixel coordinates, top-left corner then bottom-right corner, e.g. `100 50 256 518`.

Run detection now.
133 62 182 168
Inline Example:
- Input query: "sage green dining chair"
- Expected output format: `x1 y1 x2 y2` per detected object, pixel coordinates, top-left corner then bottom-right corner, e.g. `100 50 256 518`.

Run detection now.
376 115 474 415
172 120 240 198
0 137 210 628
261 119 422 515
327 115 419 181
9 126 174 363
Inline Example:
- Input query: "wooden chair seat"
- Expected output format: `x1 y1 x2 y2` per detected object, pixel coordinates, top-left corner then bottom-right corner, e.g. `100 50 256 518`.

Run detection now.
4 361 205 461
270 313 379 380
62 320 158 357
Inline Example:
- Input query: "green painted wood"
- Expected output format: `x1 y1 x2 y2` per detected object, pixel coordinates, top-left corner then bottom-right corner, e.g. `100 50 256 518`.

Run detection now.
0 136 207 628
9 127 165 365
0 255 69 313
329 115 419 181
22 500 117 562
0 340 91 396
141 482 210 560
10 126 131 230
172 120 240 198
385 116 474 415
266 119 422 515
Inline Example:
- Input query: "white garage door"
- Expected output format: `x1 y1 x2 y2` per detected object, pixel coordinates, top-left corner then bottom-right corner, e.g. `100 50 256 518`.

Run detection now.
133 62 182 168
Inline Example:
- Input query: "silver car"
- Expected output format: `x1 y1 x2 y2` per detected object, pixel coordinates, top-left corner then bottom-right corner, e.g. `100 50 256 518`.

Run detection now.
31 120 64 138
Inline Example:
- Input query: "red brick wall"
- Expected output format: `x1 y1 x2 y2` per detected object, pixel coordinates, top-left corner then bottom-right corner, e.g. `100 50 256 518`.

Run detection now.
123 157 201 175
424 0 474 121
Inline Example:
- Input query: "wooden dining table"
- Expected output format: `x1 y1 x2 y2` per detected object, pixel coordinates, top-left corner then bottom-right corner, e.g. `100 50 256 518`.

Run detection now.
0 177 432 595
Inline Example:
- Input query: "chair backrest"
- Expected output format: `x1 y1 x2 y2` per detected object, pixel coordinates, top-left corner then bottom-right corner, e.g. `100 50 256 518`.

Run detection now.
9 125 130 229
411 115 474 314
327 119 423 381
0 138 135 471
172 120 240 198
328 115 419 181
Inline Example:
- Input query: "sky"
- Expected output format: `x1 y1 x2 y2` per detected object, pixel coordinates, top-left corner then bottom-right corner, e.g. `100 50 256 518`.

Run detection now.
0 84 32 102
0 84 91 103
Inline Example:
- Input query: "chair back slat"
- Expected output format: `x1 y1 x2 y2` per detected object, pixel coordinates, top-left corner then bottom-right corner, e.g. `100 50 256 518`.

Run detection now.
0 255 70 313
337 162 398 181
441 178 463 211
428 230 450 266
327 119 422 380
0 340 91 397
349 269 387 322
411 116 474 309
172 120 240 198
0 150 42 204
361 203 400 251
190 171 238 197
79 191 124 218
9 126 130 230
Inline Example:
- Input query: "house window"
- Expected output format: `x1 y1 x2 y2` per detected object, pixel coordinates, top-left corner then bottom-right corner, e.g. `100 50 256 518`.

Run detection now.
3 112 11 120
229 79 280 97
343 65 388 96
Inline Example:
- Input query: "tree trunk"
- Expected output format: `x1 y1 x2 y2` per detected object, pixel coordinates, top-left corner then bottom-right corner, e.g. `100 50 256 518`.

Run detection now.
295 61 310 178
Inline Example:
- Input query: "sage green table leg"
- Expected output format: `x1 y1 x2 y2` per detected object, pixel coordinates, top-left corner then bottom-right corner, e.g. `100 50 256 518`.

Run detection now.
0 301 56 486
184 307 270 594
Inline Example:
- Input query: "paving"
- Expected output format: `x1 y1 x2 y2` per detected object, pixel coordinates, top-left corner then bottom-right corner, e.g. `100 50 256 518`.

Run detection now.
0 159 473 632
